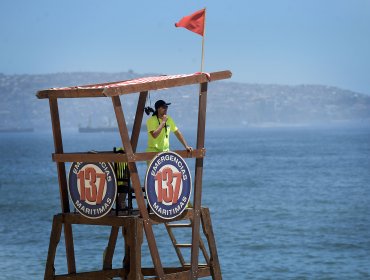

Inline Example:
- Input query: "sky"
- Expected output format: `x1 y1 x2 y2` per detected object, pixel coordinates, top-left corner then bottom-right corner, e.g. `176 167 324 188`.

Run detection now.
1 0 370 94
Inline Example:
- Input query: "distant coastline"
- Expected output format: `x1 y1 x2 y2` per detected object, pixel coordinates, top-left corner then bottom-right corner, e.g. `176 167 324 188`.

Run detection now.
1 72 370 130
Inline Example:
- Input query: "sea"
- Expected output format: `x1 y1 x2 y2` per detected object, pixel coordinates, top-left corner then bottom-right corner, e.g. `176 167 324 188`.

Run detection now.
0 125 369 279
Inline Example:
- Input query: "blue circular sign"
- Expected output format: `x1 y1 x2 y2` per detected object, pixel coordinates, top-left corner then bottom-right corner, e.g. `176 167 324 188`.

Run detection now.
68 162 117 219
145 151 192 220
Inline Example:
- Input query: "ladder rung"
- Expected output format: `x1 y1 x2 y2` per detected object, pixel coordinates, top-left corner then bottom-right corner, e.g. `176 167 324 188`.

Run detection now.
175 243 192 248
166 223 192 228
183 263 208 267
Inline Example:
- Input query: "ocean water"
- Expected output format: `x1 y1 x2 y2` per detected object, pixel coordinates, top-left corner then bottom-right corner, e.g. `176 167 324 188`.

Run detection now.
0 126 369 279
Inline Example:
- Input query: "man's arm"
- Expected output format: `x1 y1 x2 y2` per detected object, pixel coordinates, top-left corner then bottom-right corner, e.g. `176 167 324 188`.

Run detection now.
150 115 167 138
174 130 193 152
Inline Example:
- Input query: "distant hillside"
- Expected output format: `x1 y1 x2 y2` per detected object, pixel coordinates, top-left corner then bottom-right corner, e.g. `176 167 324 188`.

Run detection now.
0 72 369 131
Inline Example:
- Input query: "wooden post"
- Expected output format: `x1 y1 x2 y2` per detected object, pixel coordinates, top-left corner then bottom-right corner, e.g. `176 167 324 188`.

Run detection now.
124 218 144 280
44 215 63 279
48 97 76 274
105 91 147 264
190 82 208 279
131 91 148 151
111 96 165 279
201 208 222 280
103 226 120 270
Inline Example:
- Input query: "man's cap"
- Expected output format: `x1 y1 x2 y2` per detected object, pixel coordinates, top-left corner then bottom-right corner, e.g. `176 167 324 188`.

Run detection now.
155 100 171 110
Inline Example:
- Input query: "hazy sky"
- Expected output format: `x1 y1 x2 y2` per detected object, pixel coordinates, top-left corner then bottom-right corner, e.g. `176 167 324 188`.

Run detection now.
1 0 369 94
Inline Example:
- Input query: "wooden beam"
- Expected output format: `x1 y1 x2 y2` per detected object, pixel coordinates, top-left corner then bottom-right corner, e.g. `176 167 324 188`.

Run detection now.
44 215 63 280
131 91 148 152
37 88 105 99
103 226 119 270
112 96 165 279
53 267 211 280
49 97 76 274
190 82 208 279
125 218 144 280
36 70 232 99
54 268 126 279
49 98 70 213
141 267 211 279
52 149 205 163
103 71 230 97
61 213 131 226
53 152 129 163
201 208 222 280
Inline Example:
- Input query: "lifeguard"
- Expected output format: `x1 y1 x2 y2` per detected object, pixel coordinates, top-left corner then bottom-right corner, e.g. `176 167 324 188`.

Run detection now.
146 99 193 153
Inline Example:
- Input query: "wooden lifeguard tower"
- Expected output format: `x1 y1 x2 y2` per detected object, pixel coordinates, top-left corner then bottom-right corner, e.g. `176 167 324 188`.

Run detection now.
37 70 232 279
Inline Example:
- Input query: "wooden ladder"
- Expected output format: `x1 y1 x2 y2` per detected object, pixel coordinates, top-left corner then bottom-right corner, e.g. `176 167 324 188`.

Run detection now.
165 217 210 267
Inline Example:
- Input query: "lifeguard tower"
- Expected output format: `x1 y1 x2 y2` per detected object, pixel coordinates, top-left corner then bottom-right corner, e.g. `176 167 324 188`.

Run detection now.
37 70 232 279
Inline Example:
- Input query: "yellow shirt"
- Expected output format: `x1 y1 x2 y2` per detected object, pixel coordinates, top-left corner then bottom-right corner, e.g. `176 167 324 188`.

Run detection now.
146 115 178 152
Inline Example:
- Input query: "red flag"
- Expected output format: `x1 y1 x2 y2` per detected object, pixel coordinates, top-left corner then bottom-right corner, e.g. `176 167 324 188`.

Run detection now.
175 8 205 36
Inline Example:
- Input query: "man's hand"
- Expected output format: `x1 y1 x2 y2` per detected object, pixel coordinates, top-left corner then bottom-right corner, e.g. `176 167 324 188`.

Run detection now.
185 146 193 152
161 114 168 124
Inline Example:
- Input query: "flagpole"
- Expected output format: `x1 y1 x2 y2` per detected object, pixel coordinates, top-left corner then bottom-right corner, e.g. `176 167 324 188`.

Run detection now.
200 8 206 73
